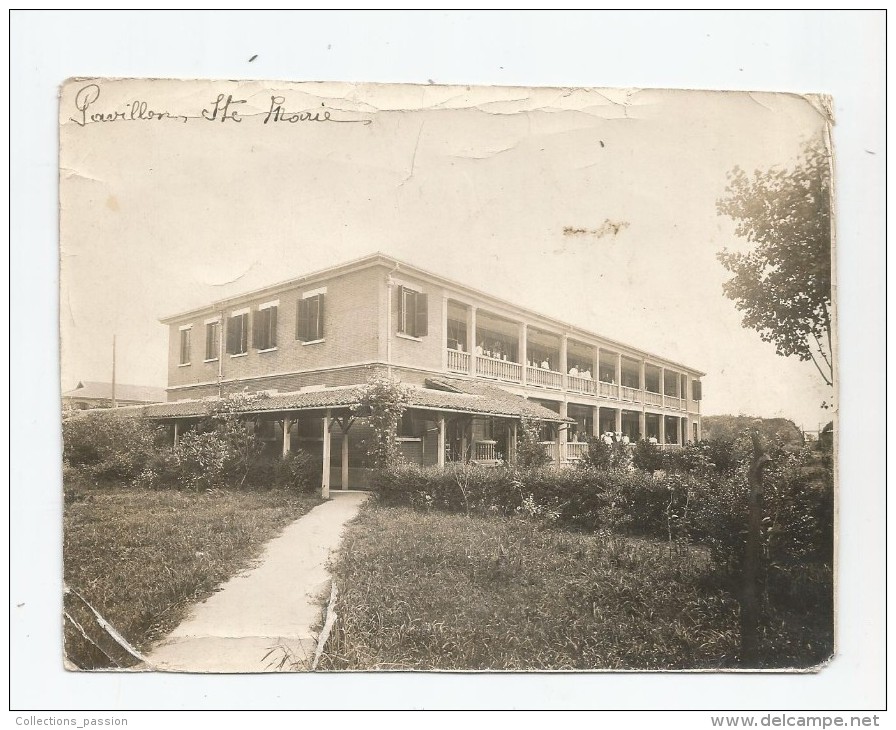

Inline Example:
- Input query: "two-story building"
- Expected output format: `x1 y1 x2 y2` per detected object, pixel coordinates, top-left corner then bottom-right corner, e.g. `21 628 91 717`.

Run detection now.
148 253 703 492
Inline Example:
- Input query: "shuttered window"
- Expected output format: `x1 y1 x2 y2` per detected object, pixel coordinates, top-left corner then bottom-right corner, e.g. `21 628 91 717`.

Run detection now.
205 321 220 360
226 313 249 355
296 294 325 342
179 328 191 365
397 285 428 338
253 306 278 350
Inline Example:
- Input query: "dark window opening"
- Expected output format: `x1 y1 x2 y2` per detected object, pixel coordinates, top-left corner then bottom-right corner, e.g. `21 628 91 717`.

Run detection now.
398 286 428 338
205 321 219 360
297 294 325 342
179 328 191 365
226 313 249 355
254 306 278 350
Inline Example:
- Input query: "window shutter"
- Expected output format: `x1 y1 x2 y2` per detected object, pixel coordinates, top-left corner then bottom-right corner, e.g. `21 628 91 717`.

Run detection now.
240 314 248 353
252 310 261 349
269 306 278 347
226 318 235 354
206 325 213 359
692 381 702 401
297 299 309 341
397 285 405 333
315 295 324 340
415 293 428 337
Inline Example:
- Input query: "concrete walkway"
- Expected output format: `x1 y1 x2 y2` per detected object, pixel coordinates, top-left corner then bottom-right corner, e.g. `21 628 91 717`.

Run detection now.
145 491 369 673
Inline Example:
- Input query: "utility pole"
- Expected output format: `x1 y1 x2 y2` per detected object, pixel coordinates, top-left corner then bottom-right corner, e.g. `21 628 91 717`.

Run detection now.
111 335 117 408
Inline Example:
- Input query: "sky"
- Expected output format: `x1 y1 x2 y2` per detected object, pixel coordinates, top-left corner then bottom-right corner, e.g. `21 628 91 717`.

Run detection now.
60 79 832 429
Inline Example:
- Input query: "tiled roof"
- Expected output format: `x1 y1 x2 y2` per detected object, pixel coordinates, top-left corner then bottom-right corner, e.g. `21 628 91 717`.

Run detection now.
424 376 568 421
81 382 570 423
61 381 168 404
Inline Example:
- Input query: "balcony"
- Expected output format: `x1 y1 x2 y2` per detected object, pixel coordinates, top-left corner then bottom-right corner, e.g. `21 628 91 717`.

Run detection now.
527 366 563 390
565 441 588 461
476 354 522 383
598 381 618 398
567 374 597 395
474 440 499 462
447 348 471 374
442 348 701 413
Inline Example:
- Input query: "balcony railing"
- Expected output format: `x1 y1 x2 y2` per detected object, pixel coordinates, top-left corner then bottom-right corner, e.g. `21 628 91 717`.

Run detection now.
474 440 499 462
476 355 522 383
446 348 471 374
567 374 597 395
598 381 618 398
443 349 700 412
527 366 563 390
540 441 559 463
565 441 588 461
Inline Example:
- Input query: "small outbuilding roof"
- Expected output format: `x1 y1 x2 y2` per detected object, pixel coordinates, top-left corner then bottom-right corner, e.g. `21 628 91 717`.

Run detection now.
61 381 168 404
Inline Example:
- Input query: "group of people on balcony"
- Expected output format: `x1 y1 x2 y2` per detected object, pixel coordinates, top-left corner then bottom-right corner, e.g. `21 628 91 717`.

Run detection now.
476 341 514 361
565 428 632 445
567 365 593 379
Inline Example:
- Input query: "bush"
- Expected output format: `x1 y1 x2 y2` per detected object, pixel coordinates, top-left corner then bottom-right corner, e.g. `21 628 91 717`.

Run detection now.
579 437 633 471
62 413 165 483
274 450 321 492
372 444 833 610
632 440 664 473
516 417 552 469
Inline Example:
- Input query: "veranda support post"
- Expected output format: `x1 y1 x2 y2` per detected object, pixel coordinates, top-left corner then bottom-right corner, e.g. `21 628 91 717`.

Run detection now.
437 415 446 468
282 417 291 457
321 410 332 499
341 425 349 490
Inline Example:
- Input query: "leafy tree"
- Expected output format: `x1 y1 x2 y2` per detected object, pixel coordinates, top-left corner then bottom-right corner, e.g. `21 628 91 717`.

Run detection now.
717 139 833 392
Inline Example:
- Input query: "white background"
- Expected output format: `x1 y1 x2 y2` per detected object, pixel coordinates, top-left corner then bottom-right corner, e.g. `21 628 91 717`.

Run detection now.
9 9 886 718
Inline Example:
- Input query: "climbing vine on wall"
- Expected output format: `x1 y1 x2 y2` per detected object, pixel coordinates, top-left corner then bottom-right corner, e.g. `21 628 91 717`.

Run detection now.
353 372 410 469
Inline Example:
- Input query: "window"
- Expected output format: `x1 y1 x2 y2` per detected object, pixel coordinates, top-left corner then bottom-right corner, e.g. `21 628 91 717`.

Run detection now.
254 305 278 350
205 321 220 361
297 293 325 342
398 411 421 439
179 327 191 365
226 312 249 355
398 285 428 338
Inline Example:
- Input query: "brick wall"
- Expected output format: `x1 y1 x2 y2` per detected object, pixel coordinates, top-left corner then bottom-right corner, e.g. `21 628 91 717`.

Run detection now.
166 266 383 398
386 274 446 373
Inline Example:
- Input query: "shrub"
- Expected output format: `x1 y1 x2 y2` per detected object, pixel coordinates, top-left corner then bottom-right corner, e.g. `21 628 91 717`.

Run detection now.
62 413 165 483
516 416 552 469
579 437 632 471
632 439 664 473
274 450 320 492
371 444 833 611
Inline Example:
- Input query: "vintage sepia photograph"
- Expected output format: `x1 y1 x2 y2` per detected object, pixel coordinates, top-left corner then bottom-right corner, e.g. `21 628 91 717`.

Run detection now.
59 78 835 674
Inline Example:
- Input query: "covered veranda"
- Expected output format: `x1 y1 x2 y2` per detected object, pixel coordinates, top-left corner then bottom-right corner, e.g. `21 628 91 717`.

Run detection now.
137 378 572 499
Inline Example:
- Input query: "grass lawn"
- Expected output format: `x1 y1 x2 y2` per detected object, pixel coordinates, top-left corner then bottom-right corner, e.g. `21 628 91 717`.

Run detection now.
63 486 321 669
321 503 743 670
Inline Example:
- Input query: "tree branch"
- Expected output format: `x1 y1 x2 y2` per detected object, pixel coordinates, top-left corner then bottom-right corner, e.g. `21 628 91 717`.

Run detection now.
811 330 832 371
806 346 833 388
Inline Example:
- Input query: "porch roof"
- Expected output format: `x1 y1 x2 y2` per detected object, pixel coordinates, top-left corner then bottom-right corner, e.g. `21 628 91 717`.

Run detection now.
92 382 571 423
